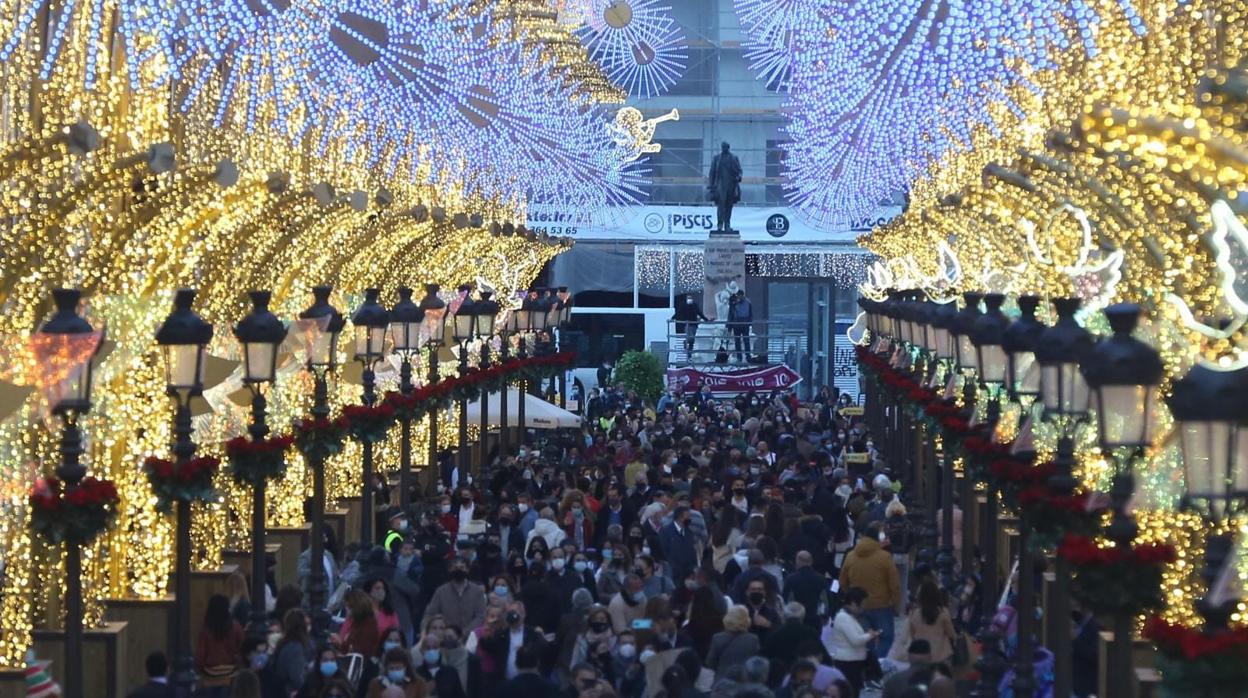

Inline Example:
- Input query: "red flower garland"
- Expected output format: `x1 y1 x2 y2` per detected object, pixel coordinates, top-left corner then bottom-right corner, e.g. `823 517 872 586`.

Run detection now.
1057 533 1175 615
1144 616 1248 694
341 403 397 444
143 455 220 513
292 415 350 460
226 435 294 485
30 476 120 544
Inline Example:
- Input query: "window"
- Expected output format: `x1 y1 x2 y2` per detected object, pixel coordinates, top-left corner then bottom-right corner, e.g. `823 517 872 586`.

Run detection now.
765 139 786 205
648 138 705 204
666 47 717 96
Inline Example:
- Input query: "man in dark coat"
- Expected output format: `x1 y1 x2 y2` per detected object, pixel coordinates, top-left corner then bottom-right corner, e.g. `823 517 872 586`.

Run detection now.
673 293 709 359
783 551 829 629
708 142 743 232
658 505 698 584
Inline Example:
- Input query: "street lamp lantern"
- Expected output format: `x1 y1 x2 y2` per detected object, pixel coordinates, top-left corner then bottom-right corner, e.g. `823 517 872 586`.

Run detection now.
234 291 287 384
930 299 958 362
1168 364 1248 523
1035 298 1093 418
971 293 1010 386
389 287 426 354
419 283 447 346
1003 295 1044 400
1081 304 1164 456
39 288 101 413
475 291 500 338
451 294 477 344
299 286 345 370
527 292 550 334
351 288 390 363
156 289 213 398
952 292 983 375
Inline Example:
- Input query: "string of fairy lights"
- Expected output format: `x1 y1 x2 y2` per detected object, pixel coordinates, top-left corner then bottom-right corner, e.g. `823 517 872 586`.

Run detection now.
0 0 589 669
857 2 1248 628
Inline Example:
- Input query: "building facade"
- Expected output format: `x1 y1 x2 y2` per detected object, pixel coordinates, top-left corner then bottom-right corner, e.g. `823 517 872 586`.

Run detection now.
534 0 900 397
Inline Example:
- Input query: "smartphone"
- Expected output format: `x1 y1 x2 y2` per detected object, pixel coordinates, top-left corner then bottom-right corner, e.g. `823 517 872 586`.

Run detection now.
631 618 653 630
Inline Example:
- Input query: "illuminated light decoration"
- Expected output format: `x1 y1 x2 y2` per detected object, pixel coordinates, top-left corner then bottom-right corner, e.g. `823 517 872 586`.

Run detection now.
607 107 679 163
782 0 1148 227
733 0 813 92
1167 200 1248 342
578 0 688 98
1019 204 1125 313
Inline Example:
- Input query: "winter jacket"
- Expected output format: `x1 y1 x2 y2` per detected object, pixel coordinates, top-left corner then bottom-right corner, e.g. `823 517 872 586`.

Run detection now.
837 538 900 611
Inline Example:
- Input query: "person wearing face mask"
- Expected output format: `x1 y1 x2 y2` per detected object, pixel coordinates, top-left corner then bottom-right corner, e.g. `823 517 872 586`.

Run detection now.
385 509 412 554
634 555 674 600
453 488 480 533
559 494 594 552
512 493 538 538
415 515 452 619
295 645 345 698
571 605 617 674
490 504 525 563
594 487 633 549
658 505 698 585
424 557 486 638
390 541 425 645
481 602 550 684
607 574 647 633
364 648 428 698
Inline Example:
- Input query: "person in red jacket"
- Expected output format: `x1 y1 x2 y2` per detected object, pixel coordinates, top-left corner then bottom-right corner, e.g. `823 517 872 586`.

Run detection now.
194 594 243 692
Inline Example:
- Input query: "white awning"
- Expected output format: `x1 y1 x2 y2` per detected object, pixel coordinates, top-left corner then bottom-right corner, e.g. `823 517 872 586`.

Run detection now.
466 391 582 429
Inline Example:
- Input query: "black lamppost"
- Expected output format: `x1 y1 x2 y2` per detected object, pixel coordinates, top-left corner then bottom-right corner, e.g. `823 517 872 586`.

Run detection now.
419 285 447 494
1080 303 1163 698
234 290 289 641
1168 364 1248 633
1001 294 1044 693
1034 297 1093 698
155 289 213 691
516 291 550 441
298 285 343 646
39 288 103 698
474 292 500 470
351 289 389 546
975 293 1034 695
389 288 425 510
948 293 978 594
452 292 477 473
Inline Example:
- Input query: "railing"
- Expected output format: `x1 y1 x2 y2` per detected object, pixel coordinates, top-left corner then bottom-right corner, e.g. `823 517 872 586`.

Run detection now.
665 318 790 368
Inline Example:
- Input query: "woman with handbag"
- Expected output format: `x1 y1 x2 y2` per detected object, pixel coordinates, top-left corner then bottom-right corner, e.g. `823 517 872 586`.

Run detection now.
826 587 880 695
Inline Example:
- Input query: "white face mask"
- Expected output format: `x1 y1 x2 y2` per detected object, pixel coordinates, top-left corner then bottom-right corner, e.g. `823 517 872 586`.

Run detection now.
518 503 529 513
551 558 566 571
441 504 452 514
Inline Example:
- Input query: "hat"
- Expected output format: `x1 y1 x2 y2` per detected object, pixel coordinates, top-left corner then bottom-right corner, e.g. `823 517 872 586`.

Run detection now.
24 652 60 698
387 507 406 522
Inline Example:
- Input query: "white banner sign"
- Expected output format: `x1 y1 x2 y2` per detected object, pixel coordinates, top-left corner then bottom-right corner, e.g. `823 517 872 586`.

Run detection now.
526 204 902 243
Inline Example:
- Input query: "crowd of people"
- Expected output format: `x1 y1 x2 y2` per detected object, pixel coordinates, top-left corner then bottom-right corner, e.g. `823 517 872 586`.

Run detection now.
128 379 972 698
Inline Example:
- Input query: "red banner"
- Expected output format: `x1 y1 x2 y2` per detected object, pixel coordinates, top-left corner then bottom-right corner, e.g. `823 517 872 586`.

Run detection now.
666 365 802 394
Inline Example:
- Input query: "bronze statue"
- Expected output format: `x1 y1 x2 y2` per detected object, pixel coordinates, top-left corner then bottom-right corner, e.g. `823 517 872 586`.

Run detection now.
708 141 742 232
